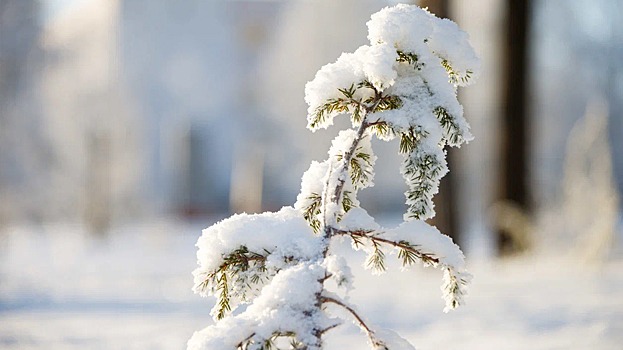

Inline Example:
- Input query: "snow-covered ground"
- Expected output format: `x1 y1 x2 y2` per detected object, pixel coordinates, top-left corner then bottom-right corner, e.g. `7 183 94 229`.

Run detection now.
0 220 621 349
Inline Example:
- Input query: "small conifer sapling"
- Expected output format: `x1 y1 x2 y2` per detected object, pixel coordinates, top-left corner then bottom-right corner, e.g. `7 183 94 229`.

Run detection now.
188 4 480 350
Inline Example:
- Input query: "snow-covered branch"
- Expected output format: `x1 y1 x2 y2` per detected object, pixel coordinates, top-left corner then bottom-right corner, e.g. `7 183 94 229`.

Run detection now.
334 211 471 312
189 4 479 349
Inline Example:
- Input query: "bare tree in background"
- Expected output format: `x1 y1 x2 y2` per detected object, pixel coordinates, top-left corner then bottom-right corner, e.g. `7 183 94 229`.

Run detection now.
0 0 46 227
497 0 532 255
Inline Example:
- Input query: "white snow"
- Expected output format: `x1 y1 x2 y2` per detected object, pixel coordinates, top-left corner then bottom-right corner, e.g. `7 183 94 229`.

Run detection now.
359 43 399 90
304 3 478 225
188 263 331 350
192 206 323 319
304 50 371 131
198 5 483 347
373 328 417 350
384 220 466 271
337 211 470 312
428 17 481 86
295 160 330 213
194 207 320 275
0 223 622 349
338 207 381 232
323 254 354 291
366 4 434 59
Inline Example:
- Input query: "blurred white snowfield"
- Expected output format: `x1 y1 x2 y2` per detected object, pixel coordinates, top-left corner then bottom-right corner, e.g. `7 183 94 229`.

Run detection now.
0 221 622 350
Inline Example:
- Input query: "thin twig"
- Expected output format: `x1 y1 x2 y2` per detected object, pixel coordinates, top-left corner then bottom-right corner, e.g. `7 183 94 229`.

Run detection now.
319 323 341 335
236 332 256 349
334 228 441 265
320 295 386 349
321 296 375 335
322 87 385 240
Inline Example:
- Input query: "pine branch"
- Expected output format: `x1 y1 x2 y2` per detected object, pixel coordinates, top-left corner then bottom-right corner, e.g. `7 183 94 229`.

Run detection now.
342 191 355 213
398 126 429 154
440 58 473 85
333 228 469 310
310 98 350 130
308 80 378 130
215 271 230 320
357 80 377 90
399 128 418 154
302 193 322 233
402 147 446 220
397 240 419 266
335 229 441 266
237 331 310 350
194 246 271 320
367 120 395 138
337 84 358 99
190 6 478 349
396 50 424 71
434 106 465 146
372 94 403 112
336 147 374 191
441 267 470 311
366 239 387 272
321 88 385 236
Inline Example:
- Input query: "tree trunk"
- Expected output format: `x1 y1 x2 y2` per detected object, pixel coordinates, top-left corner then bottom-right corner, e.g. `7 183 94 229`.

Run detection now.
85 130 111 235
497 0 532 255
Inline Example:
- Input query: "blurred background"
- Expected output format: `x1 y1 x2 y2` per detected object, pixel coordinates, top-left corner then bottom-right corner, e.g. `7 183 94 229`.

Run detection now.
0 0 622 349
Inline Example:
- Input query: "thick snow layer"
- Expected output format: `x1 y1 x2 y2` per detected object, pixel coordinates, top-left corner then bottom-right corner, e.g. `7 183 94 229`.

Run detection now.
304 3 478 225
428 17 481 86
188 263 330 350
192 207 323 319
304 50 371 131
305 3 478 149
384 220 466 271
367 4 433 58
373 328 416 350
194 206 320 276
295 160 330 212
338 207 381 232
0 223 622 349
303 43 400 131
368 4 480 86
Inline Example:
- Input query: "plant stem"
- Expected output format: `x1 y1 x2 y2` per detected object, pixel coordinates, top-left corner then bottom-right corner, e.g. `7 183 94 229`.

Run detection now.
321 88 384 241
321 295 386 349
335 229 441 265
314 88 386 348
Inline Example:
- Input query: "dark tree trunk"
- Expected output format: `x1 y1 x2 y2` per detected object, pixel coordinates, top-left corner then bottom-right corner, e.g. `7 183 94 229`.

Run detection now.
419 0 449 18
498 0 532 255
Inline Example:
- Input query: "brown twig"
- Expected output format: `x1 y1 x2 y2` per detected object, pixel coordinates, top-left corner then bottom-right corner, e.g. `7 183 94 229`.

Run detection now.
334 228 441 265
321 295 387 349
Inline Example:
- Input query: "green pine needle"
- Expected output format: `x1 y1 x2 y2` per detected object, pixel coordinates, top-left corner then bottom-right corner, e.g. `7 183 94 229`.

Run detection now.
440 58 473 85
396 50 423 71
303 193 322 233
366 241 386 272
433 106 464 146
